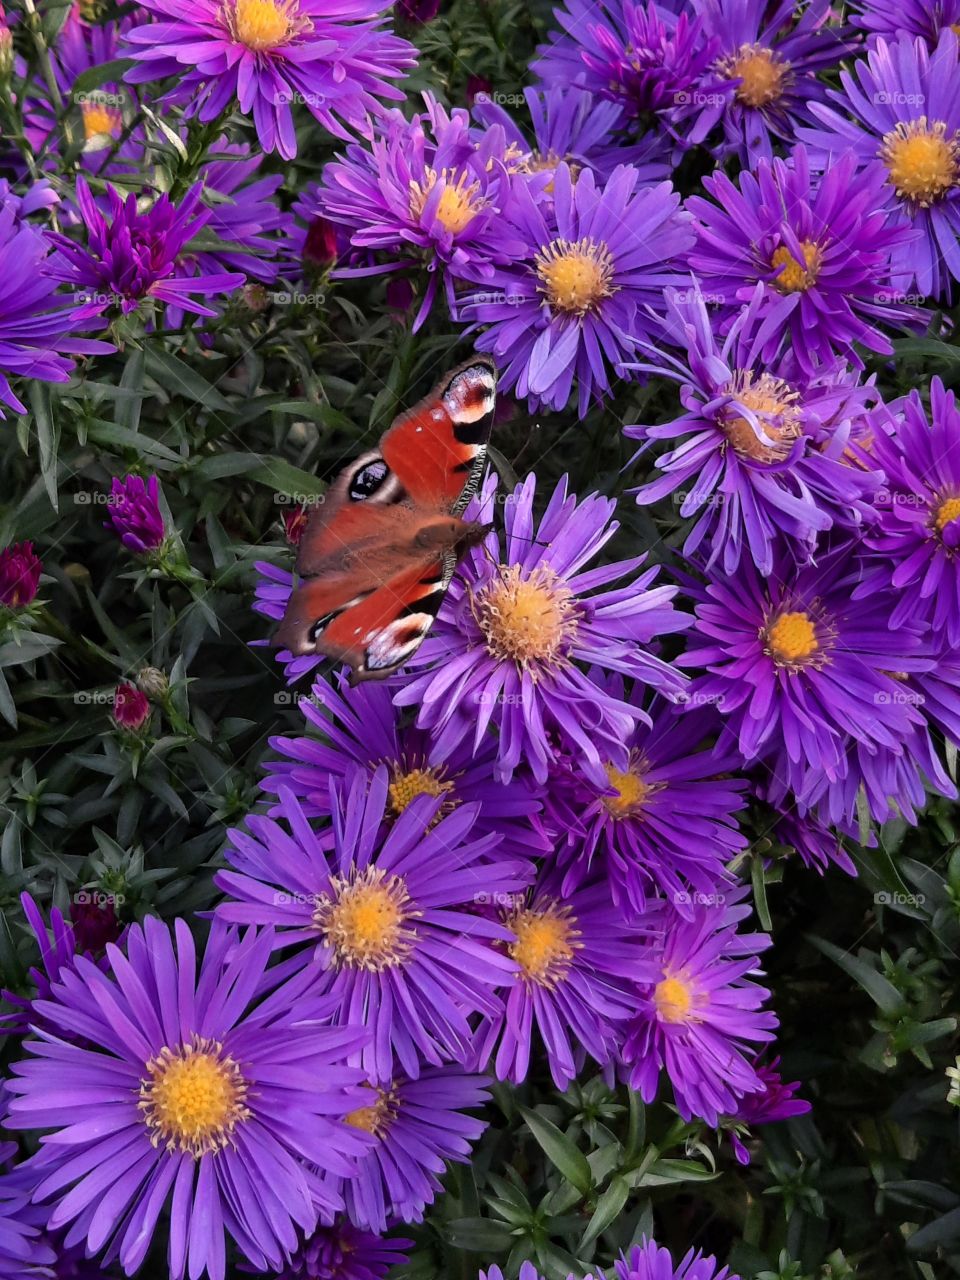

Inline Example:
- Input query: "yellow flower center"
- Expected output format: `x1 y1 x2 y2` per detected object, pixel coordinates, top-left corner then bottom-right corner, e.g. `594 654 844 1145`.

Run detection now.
81 99 122 145
139 1037 250 1158
602 762 650 818
721 44 790 107
225 0 308 51
387 764 454 816
722 371 802 462
409 168 484 235
770 240 822 292
313 866 419 971
344 1087 397 1139
507 900 580 988
764 610 819 666
471 564 578 671
935 495 960 532
535 236 616 316
654 974 695 1024
881 118 959 206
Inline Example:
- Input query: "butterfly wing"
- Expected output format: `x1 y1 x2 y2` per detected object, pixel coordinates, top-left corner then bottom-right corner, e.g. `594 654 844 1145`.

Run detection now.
275 547 456 682
275 356 497 680
380 356 497 511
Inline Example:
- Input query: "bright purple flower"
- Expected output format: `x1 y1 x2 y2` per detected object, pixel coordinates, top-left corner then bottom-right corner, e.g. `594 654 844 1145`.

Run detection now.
260 674 547 868
123 0 416 159
24 9 140 179
112 682 151 729
339 1069 489 1231
197 141 295 288
394 474 691 785
622 890 777 1126
798 31 960 299
530 0 724 152
0 541 41 607
726 1056 811 1165
216 768 525 1083
5 918 371 1280
458 163 694 415
684 0 852 165
105 474 165 555
317 97 524 328
856 378 960 645
764 807 856 876
48 179 245 320
477 880 658 1090
911 636 960 745
251 559 325 683
472 84 669 188
0 203 111 415
607 1239 739 1280
481 1263 551 1280
624 286 882 575
850 0 960 46
678 547 930 805
546 687 747 916
0 1172 56 1279
1 892 97 1036
269 1222 412 1280
687 146 928 373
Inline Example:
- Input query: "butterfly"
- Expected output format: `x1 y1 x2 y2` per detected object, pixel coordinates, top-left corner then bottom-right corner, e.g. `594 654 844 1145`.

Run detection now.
273 356 498 683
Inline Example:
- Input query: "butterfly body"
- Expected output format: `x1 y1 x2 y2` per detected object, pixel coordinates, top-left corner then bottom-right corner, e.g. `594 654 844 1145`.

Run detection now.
274 357 497 682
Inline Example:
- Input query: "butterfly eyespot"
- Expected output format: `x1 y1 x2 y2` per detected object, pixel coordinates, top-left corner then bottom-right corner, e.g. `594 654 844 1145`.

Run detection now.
348 459 390 501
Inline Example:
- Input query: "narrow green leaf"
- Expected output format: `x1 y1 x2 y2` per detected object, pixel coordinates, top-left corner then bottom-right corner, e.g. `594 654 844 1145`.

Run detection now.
519 1106 593 1196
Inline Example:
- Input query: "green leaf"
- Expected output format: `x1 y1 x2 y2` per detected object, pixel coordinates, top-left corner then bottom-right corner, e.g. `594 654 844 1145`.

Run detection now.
70 59 135 97
444 1218 516 1252
579 1175 630 1247
806 934 904 1017
29 383 59 511
519 1106 593 1196
144 349 232 411
246 456 327 499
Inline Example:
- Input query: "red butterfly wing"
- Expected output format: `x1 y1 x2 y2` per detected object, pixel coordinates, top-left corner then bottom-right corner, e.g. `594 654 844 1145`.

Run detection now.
380 356 497 510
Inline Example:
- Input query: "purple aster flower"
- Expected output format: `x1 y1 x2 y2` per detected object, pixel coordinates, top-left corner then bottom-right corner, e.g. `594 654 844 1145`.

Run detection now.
123 0 416 160
481 1264 553 1280
678 546 930 805
798 31 960 299
200 141 295 286
24 9 140 178
850 0 960 46
317 96 524 328
251 559 326 683
623 286 882 575
105 474 165 555
216 767 525 1083
0 204 111 415
547 687 747 917
1 892 103 1036
477 880 658 1090
5 918 371 1280
267 1222 412 1280
472 84 669 188
0 1170 56 1279
47 179 245 321
686 0 852 165
763 806 856 876
530 0 725 154
725 1056 811 1165
0 176 59 223
687 145 929 373
458 162 694 415
338 1068 488 1231
260 673 547 868
912 636 960 744
606 1239 739 1280
394 473 691 785
855 378 960 645
621 889 777 1126
0 541 42 607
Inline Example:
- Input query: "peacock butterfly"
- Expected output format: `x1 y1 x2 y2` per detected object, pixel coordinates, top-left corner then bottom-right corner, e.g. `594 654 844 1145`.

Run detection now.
273 356 497 682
